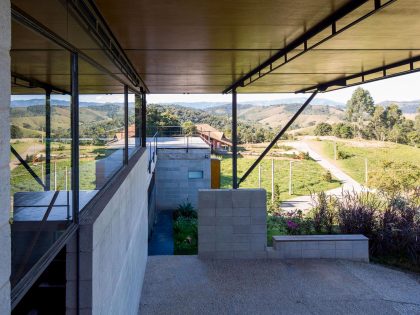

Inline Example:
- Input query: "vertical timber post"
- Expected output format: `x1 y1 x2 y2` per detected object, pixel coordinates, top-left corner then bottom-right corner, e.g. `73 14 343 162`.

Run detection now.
271 159 274 201
232 89 238 189
289 161 293 195
135 94 141 147
70 52 79 223
45 89 51 190
141 90 147 148
365 158 368 184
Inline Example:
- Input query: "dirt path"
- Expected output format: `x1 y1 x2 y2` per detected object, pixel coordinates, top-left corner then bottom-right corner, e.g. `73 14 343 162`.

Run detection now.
9 142 44 170
280 140 365 212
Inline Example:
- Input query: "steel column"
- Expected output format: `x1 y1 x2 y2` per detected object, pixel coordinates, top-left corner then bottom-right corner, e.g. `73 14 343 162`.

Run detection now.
135 94 141 147
232 90 238 189
141 91 147 148
45 89 51 191
71 52 79 223
124 85 129 164
238 90 318 187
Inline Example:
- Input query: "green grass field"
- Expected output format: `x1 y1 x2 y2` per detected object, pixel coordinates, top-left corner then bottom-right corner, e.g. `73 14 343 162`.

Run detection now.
219 156 341 201
312 140 420 184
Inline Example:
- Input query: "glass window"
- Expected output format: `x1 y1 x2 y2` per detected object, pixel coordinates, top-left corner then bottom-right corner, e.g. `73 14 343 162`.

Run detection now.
188 171 204 179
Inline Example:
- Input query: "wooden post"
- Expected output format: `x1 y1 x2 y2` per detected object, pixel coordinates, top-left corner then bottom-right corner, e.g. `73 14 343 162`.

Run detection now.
271 159 274 201
54 161 57 190
365 158 368 184
258 164 261 188
289 160 293 195
65 166 68 191
334 141 337 160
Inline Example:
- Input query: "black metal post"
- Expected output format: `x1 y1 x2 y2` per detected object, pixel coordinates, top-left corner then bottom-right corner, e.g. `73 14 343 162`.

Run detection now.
238 90 318 187
134 94 141 147
124 85 129 164
141 91 147 148
232 90 238 189
70 52 79 224
45 89 51 190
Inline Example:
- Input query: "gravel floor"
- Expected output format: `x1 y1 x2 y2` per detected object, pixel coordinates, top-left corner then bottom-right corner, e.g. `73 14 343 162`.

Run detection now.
139 256 420 315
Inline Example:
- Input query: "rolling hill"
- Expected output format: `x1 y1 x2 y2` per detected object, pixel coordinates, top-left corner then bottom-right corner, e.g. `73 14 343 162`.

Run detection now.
206 103 346 129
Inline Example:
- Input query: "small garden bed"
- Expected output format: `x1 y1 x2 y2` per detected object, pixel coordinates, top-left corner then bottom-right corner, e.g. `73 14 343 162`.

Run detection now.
173 202 198 255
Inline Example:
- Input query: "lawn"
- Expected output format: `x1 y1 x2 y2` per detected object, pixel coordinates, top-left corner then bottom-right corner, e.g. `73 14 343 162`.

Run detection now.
219 155 341 201
311 139 420 184
10 158 97 195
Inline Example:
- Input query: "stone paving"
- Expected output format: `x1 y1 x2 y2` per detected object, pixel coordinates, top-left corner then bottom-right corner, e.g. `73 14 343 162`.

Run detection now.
139 256 420 315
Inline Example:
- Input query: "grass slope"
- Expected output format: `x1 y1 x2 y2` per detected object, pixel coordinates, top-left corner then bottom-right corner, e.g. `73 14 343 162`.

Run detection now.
219 156 340 201
311 139 420 184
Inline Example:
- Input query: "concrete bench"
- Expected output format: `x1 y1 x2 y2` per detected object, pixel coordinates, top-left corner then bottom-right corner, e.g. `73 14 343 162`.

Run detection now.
272 234 369 262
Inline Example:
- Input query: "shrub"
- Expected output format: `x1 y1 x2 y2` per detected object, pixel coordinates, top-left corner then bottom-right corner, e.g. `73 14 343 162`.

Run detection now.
314 123 333 136
336 191 381 238
337 150 352 160
372 196 420 266
173 201 197 220
311 192 337 234
323 171 332 182
297 151 311 160
173 216 198 255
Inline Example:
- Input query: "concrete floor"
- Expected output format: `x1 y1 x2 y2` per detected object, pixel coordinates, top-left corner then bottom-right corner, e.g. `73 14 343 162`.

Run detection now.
139 256 420 315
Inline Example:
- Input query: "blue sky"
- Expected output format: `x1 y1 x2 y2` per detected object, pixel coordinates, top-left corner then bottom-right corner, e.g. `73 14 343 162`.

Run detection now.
12 71 420 104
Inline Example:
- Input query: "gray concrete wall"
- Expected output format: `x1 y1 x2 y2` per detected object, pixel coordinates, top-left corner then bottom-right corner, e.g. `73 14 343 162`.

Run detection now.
0 0 11 313
156 148 211 210
67 152 152 314
198 189 267 259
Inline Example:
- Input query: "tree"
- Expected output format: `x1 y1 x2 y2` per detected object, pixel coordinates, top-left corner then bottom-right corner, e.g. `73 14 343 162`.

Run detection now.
314 123 332 136
415 107 420 132
369 105 387 140
368 161 420 196
181 121 196 135
11 125 23 139
332 123 353 139
345 87 375 137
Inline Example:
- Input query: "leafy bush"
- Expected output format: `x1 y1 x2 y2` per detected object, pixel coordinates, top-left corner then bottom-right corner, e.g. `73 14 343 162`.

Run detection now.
298 151 311 160
314 123 332 136
336 191 381 237
337 150 352 160
372 196 420 267
173 201 197 220
311 192 337 234
323 171 332 182
173 216 197 255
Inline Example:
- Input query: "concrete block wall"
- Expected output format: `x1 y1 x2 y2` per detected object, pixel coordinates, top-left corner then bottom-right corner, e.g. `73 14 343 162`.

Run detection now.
156 149 210 210
271 235 369 262
0 0 11 313
67 152 152 314
198 189 267 259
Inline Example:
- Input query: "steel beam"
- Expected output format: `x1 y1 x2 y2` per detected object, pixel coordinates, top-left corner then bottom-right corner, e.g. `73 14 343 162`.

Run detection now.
11 5 141 94
69 0 148 92
141 91 147 148
232 90 238 189
71 52 79 224
297 54 420 93
12 72 69 95
238 90 318 187
45 89 51 190
223 0 397 93
135 94 141 147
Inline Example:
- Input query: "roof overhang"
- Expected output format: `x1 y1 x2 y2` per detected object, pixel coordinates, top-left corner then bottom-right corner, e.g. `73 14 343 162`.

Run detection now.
10 0 420 94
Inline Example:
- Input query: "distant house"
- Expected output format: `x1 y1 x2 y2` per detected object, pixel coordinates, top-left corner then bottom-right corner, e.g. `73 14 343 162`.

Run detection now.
195 124 232 151
113 124 136 142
